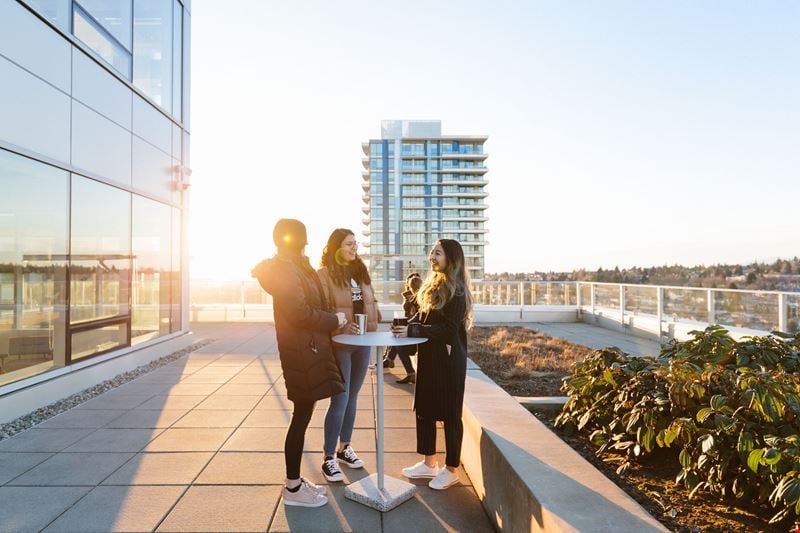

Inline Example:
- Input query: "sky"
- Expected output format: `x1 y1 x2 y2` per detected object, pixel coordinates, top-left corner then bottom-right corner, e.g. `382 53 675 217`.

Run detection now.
189 0 800 280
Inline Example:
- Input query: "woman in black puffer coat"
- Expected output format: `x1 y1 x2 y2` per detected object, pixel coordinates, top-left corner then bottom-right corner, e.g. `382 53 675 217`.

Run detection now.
252 218 346 508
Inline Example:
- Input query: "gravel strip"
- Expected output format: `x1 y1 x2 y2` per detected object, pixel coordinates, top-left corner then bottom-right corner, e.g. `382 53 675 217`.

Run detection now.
0 339 216 442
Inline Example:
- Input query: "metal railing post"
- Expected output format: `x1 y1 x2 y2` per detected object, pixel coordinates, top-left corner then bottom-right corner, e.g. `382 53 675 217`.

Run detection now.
518 281 525 307
576 282 582 308
656 287 664 341
531 283 537 305
707 289 715 324
619 285 626 325
779 293 788 332
506 284 511 305
590 283 596 315
240 280 246 319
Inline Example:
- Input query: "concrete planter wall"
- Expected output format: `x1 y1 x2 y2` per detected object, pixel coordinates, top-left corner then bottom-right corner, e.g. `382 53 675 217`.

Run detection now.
460 364 667 532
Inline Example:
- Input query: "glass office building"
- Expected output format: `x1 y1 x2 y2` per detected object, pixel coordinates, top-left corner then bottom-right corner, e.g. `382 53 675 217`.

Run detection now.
0 0 191 388
362 120 489 286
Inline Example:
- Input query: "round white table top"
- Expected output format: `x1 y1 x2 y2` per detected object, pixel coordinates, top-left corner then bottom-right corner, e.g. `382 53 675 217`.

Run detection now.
332 331 427 347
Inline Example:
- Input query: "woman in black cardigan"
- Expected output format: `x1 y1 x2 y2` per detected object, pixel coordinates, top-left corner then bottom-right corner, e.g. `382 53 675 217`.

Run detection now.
391 238 473 491
253 219 347 507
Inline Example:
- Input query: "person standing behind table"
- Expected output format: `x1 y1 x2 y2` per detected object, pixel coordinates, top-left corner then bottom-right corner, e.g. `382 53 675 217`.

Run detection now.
391 239 473 491
383 272 423 384
252 219 348 508
316 228 381 483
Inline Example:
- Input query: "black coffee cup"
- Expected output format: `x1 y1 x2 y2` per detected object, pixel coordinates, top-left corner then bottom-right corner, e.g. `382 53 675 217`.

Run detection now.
392 317 408 327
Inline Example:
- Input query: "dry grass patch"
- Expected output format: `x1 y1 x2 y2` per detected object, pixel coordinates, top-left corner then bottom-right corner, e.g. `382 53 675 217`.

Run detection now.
468 326 592 396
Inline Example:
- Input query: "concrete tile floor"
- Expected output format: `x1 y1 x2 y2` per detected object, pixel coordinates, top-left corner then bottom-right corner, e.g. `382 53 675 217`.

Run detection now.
0 323 493 532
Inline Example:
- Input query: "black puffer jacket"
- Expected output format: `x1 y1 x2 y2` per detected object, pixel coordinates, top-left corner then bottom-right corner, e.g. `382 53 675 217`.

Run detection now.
253 255 344 402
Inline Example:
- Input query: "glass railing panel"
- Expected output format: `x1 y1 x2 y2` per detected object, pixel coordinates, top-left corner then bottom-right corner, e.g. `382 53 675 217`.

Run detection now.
594 285 620 309
714 290 778 331
663 288 708 323
788 294 800 333
579 284 592 307
624 285 658 316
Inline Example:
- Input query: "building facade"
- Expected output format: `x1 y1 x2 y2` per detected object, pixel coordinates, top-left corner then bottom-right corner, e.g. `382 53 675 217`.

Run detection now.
0 0 191 391
362 120 488 291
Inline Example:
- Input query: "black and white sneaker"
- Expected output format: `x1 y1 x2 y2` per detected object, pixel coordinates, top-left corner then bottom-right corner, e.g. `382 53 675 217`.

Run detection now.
322 457 343 482
336 445 364 469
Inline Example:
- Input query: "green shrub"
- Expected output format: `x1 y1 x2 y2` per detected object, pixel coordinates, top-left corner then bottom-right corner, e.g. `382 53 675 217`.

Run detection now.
555 326 800 526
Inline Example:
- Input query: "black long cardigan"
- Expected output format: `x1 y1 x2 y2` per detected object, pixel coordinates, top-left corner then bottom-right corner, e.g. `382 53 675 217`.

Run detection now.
253 256 344 403
407 291 468 421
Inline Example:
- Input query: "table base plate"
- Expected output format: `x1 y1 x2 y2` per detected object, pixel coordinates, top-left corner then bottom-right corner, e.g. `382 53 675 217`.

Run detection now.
344 473 416 512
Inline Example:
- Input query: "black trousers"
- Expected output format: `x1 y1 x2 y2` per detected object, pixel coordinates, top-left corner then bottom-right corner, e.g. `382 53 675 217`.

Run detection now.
385 346 415 374
415 415 463 468
285 399 315 479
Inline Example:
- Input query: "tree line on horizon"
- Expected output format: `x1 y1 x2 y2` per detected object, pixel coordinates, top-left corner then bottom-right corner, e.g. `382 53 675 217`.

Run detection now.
486 258 800 291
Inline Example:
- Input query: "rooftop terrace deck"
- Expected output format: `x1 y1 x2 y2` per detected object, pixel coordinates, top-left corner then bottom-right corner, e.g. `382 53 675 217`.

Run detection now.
0 323 493 533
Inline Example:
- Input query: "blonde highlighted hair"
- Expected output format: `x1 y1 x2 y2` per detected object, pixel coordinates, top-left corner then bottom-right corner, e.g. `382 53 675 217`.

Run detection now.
416 239 474 329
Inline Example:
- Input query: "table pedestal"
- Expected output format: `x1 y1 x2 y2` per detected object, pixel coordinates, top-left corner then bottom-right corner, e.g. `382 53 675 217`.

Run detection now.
344 345 415 511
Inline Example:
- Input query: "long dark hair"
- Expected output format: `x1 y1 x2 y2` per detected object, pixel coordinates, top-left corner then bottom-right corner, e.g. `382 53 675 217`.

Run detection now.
417 239 473 328
320 228 371 287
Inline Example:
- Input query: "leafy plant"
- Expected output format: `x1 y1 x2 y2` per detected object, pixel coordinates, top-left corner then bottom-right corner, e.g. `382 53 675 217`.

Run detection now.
556 326 800 528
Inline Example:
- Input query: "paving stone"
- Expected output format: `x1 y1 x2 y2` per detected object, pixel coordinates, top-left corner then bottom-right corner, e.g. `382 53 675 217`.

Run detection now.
241 410 292 428
0 486 90 533
144 428 233 452
43 485 185 533
64 429 163 453
172 409 250 428
178 374 233 384
162 383 223 395
382 409 417 428
214 383 272 396
103 452 213 485
196 394 262 410
76 394 152 410
381 395 414 410
383 428 444 453
195 452 285 485
382 486 495 533
0 428 94 452
254 395 294 410
269 484 381 533
9 452 133 486
38 409 126 429
112 382 173 395
136 395 207 410
227 374 278 384
0 452 53 484
157 485 281 532
104 409 189 429
221 427 286 452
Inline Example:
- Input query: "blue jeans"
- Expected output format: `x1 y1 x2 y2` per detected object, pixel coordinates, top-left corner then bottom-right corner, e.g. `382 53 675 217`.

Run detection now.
323 344 371 456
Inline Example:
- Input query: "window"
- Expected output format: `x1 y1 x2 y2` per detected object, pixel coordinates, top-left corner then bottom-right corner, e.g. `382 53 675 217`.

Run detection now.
0 149 69 386
76 0 132 49
70 176 131 360
171 0 182 120
73 4 132 77
370 143 383 156
132 196 172 344
134 0 173 110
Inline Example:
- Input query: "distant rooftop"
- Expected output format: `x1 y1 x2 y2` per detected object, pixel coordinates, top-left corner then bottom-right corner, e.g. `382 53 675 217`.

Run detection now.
379 120 488 141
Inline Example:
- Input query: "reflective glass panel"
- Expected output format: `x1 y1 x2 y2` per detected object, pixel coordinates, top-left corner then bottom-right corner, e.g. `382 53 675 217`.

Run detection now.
75 0 132 49
0 149 68 386
71 321 127 360
133 0 173 110
21 0 71 32
70 175 131 324
132 196 171 344
170 207 181 332
73 6 131 77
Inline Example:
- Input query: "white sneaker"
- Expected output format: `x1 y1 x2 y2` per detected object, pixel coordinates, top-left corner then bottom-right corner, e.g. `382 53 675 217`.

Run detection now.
283 479 328 507
402 460 440 479
303 477 327 495
429 468 460 490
